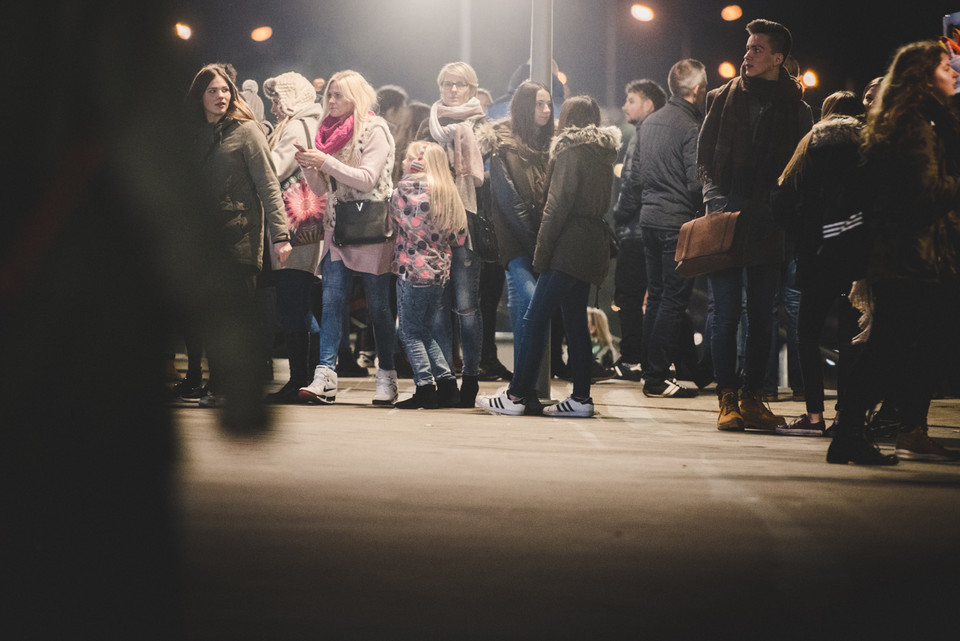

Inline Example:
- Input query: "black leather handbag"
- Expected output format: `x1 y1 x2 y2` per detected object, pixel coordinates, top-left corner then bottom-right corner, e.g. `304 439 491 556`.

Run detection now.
329 177 393 247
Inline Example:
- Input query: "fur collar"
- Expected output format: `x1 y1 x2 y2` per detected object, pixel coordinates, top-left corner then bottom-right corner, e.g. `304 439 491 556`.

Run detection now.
472 117 498 156
809 115 861 149
549 124 622 159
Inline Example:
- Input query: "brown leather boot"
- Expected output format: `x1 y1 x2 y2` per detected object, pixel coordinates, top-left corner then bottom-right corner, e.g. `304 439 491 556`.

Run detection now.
739 389 786 430
717 389 744 431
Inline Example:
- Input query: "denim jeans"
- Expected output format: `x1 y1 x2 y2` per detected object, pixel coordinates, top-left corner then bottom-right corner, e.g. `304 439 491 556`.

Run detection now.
509 269 592 400
641 227 694 383
614 237 647 364
432 245 482 376
764 257 802 393
317 253 395 371
505 255 538 370
274 269 320 334
709 263 780 391
397 279 453 387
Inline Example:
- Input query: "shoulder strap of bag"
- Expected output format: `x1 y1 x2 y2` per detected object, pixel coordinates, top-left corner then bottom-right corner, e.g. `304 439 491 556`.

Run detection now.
300 119 314 149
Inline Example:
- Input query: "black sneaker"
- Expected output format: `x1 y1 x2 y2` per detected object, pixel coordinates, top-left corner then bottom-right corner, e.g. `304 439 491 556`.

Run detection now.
477 360 513 382
613 359 643 381
643 378 698 398
173 379 206 402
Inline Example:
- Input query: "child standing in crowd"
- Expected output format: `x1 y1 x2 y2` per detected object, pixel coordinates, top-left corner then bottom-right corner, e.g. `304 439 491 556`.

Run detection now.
392 142 469 409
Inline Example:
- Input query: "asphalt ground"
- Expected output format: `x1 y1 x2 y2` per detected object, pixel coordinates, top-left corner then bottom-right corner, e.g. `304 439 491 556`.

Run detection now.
171 360 960 640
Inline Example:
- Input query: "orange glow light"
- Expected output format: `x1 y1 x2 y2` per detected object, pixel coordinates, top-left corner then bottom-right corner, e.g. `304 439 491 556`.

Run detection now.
719 62 738 79
251 26 273 42
802 71 818 88
721 5 743 21
630 4 655 22
557 71 568 84
175 23 192 40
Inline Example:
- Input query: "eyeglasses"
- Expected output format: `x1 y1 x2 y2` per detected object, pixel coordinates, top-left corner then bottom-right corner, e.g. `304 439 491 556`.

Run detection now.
441 81 470 91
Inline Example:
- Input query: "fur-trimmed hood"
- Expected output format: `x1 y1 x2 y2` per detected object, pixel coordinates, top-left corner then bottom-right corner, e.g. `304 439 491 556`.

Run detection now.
809 115 862 149
472 117 498 156
549 124 622 163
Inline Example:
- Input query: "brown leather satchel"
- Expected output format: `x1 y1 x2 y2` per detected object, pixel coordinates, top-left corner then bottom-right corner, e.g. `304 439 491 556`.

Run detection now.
674 210 744 278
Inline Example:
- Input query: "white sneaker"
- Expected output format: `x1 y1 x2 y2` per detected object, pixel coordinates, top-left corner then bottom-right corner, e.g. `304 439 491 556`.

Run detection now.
543 395 594 418
373 368 398 405
477 390 525 416
298 365 338 404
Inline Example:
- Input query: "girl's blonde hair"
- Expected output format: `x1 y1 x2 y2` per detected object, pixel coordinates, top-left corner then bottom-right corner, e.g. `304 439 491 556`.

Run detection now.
405 141 467 235
324 69 377 148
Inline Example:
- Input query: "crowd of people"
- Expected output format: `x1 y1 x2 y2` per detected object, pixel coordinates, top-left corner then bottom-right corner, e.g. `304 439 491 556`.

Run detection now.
177 18 960 466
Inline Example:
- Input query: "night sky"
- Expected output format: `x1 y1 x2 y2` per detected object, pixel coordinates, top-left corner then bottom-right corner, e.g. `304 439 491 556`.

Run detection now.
176 0 948 115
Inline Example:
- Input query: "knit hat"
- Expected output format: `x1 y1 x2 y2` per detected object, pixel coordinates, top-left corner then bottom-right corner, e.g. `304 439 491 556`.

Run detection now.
263 72 317 117
240 79 265 122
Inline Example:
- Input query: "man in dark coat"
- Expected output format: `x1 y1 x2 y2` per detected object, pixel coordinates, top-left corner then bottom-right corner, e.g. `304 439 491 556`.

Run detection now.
620 60 707 398
696 18 813 431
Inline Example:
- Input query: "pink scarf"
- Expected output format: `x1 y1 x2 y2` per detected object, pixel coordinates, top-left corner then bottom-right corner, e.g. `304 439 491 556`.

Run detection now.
314 113 355 155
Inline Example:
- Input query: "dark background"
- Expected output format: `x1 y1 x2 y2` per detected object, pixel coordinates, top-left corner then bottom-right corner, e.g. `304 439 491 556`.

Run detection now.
176 0 947 113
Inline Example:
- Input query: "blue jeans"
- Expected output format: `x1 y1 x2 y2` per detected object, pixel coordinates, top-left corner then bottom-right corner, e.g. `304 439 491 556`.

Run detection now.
397 279 453 387
509 269 592 400
709 263 780 391
274 269 320 334
317 253 395 371
641 227 694 383
505 255 538 370
432 245 482 376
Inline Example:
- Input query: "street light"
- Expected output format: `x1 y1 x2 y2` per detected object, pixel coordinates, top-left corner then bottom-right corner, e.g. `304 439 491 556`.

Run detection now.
802 71 818 88
721 5 743 21
174 23 192 40
719 62 738 79
630 4 654 22
251 26 273 42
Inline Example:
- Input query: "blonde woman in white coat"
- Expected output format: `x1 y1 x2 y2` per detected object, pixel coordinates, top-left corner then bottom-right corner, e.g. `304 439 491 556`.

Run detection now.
294 70 399 406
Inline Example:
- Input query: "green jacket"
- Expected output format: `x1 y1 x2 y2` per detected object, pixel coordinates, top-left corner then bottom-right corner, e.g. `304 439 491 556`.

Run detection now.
534 124 621 287
199 118 289 270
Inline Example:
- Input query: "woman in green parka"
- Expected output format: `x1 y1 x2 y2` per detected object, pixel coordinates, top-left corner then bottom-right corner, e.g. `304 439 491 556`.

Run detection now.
185 63 291 407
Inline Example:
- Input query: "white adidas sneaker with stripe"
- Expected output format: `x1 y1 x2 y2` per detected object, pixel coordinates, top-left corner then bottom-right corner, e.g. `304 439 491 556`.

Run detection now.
543 395 594 418
477 390 525 415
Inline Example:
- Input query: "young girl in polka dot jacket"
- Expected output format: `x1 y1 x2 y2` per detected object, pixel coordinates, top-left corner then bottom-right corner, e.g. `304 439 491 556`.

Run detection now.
391 142 468 408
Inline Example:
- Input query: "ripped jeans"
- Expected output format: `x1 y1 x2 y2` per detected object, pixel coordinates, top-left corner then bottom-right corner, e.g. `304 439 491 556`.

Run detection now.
431 244 482 376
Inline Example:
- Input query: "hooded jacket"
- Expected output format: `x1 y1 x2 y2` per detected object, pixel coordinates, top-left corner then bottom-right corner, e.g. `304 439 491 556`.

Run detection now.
534 124 621 286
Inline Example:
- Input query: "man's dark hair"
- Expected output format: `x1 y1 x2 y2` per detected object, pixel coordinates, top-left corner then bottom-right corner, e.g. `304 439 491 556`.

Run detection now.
746 19 792 58
625 79 667 111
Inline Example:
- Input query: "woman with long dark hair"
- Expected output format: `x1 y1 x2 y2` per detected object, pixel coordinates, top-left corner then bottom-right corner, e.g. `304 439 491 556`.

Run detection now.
186 63 291 407
479 96 620 417
489 81 554 369
827 41 960 464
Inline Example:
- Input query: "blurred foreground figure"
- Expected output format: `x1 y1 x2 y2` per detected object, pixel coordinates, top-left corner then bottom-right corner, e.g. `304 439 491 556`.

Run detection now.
1 3 271 638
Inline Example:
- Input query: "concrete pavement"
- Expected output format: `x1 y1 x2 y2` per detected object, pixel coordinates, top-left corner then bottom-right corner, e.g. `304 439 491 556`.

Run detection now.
173 370 960 640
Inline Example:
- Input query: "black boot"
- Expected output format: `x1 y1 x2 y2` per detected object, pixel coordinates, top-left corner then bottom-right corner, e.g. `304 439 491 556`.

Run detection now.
267 332 310 404
395 384 439 409
436 377 460 407
827 432 899 465
457 375 479 408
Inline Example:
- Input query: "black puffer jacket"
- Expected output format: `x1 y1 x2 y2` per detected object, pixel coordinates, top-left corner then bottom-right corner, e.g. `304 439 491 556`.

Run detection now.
772 115 867 287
